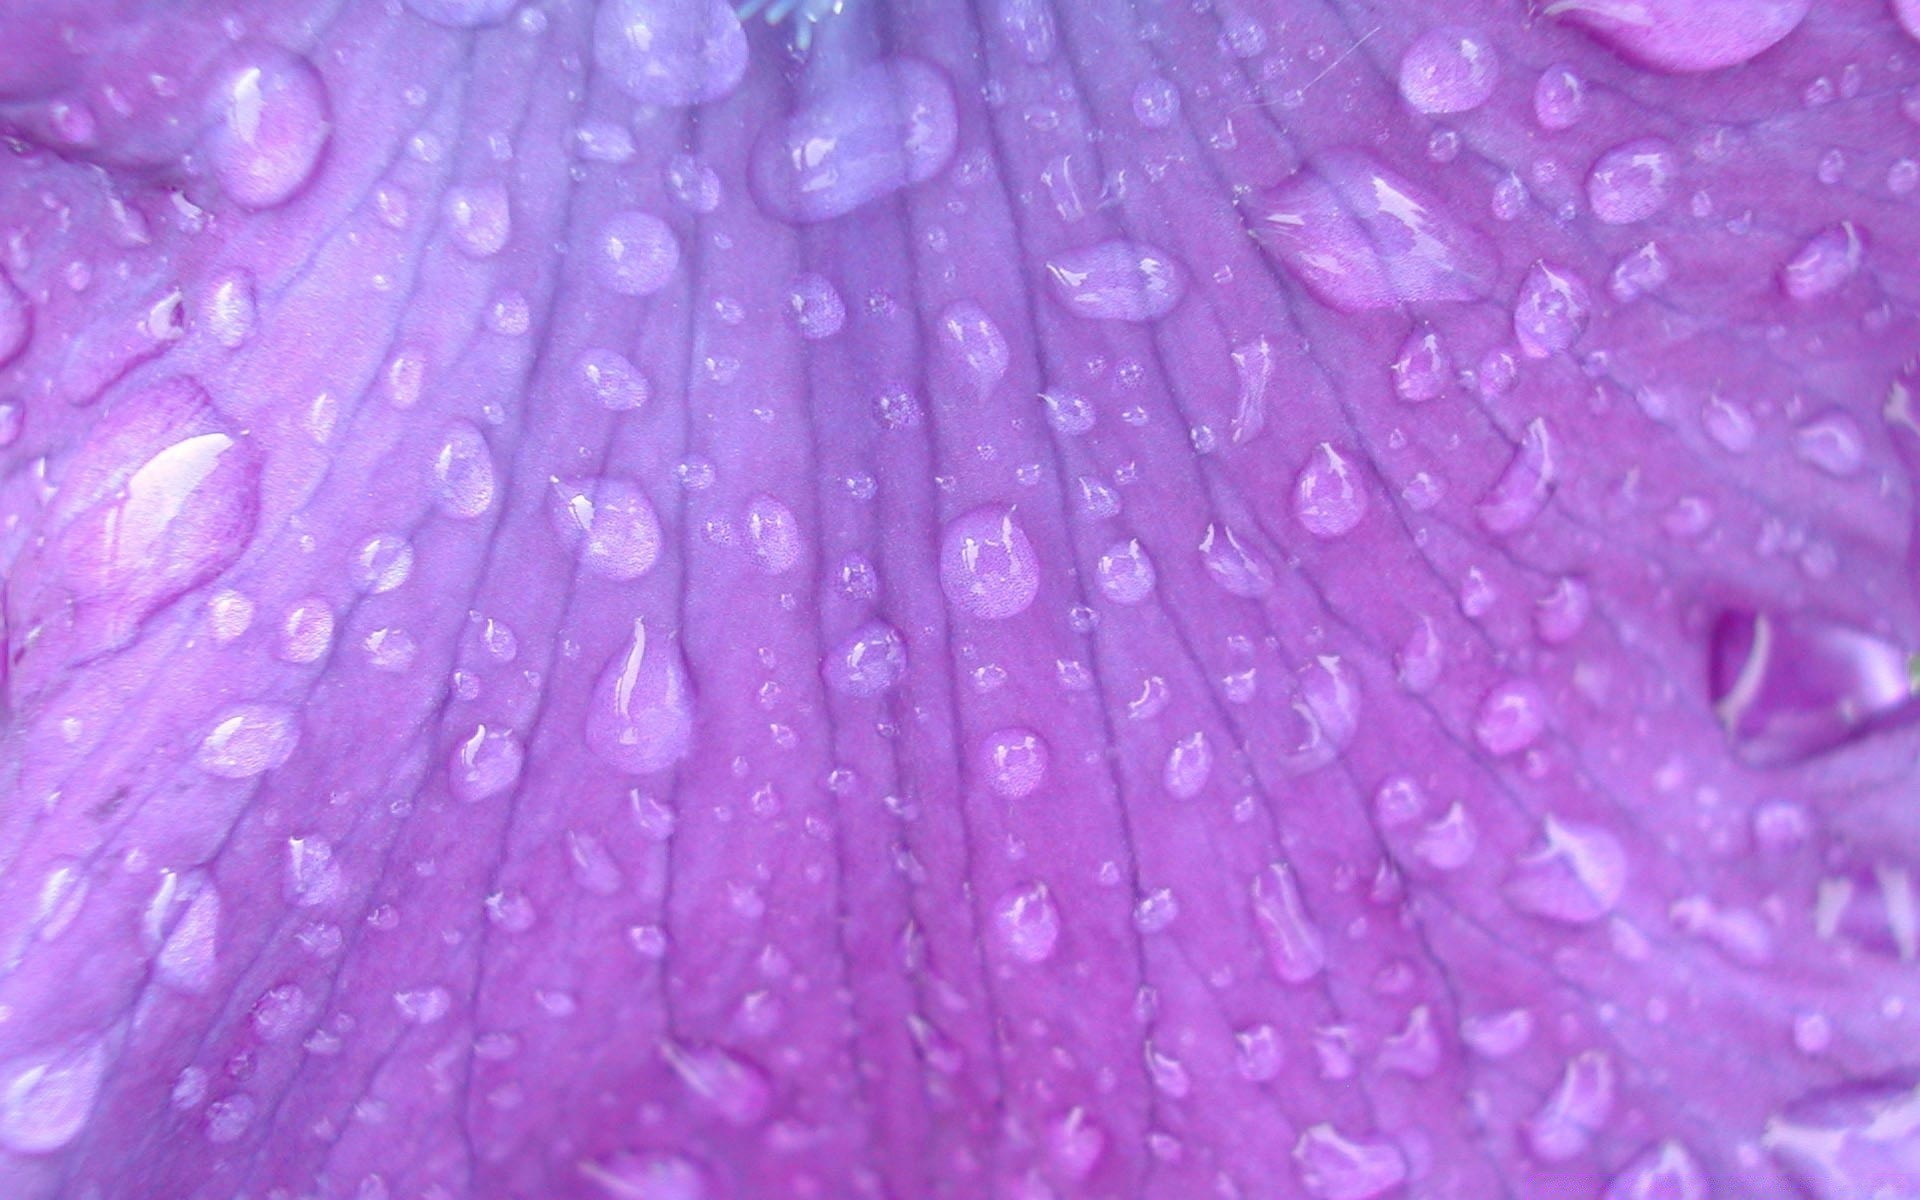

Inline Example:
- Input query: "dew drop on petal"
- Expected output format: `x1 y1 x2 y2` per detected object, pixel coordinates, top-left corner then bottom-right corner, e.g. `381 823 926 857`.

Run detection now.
547 477 663 580
576 349 651 412
750 59 957 222
1551 0 1809 72
1398 26 1499 114
940 506 1041 619
661 1044 769 1126
1045 241 1186 322
1526 1051 1617 1162
431 421 495 519
994 883 1060 963
444 183 511 258
1293 443 1368 538
744 495 802 574
1603 1139 1708 1200
1476 418 1557 534
1609 242 1671 302
592 211 679 297
1504 817 1628 924
1513 262 1592 358
1095 539 1156 604
195 703 299 778
788 274 846 339
1780 222 1863 300
449 724 524 803
202 50 331 209
1586 139 1679 224
980 728 1048 799
1292 1123 1408 1200
1390 327 1450 403
351 534 414 594
403 0 517 26
592 0 746 107
0 1039 110 1153
1474 679 1548 755
1199 523 1275 598
1252 862 1326 983
585 618 696 775
1163 732 1214 799
1534 65 1586 129
822 621 909 697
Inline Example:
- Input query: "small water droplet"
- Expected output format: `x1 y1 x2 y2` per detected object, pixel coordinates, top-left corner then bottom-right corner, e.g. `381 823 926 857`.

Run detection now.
444 184 511 258
586 618 695 775
196 703 299 778
351 534 414 594
981 728 1048 799
1513 262 1592 358
1293 443 1368 538
449 724 525 802
1533 65 1586 129
1586 139 1678 224
1398 27 1499 114
592 211 680 297
1390 328 1450 403
995 883 1060 963
1045 241 1186 322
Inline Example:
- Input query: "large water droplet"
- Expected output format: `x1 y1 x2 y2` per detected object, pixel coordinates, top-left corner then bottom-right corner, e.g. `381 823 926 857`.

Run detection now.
404 0 518 25
1549 0 1810 72
1710 610 1915 765
1250 149 1498 312
1095 539 1156 604
431 421 495 519
994 882 1061 963
940 506 1041 619
1476 419 1558 534
449 724 525 802
1044 241 1186 322
0 1038 110 1153
1504 816 1627 923
1293 443 1368 538
1534 65 1587 129
1390 328 1450 404
592 0 746 107
592 211 680 296
548 477 663 580
662 1043 769 1125
1513 262 1592 358
1526 1050 1616 1161
1780 222 1864 300
1603 1140 1708 1200
822 622 908 697
202 51 331 209
196 703 299 778
1252 862 1326 983
751 59 957 222
1586 139 1678 224
1398 27 1499 114
143 871 220 993
1764 1077 1920 1199
586 618 695 775
1292 1124 1408 1200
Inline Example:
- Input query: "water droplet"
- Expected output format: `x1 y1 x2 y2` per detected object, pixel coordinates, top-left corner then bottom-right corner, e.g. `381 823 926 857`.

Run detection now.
1250 148 1497 311
1764 1077 1920 1199
1504 816 1627 924
203 51 331 209
1042 388 1096 435
1414 802 1479 871
1526 1050 1616 1161
1292 1123 1408 1200
195 703 299 778
1603 1140 1707 1200
938 301 1010 394
1513 262 1592 358
1551 0 1809 72
0 271 29 368
1710 610 1915 765
1780 222 1863 300
586 618 695 775
431 421 495 519
1477 418 1557 534
787 274 846 339
547 477 663 580
143 871 220 992
449 724 525 802
1252 862 1326 983
1377 1006 1441 1077
203 271 257 349
1609 242 1670 301
1586 139 1678 224
1792 411 1865 476
575 349 651 412
0 1039 109 1153
1390 328 1450 403
1398 27 1499 114
1146 1044 1191 1098
444 183 511 257
1163 732 1214 799
744 495 802 574
981 728 1048 798
1535 577 1590 644
1397 617 1443 692
581 1152 710 1200
1133 76 1180 127
994 882 1060 963
1534 65 1586 129
663 1044 769 1128
940 506 1041 619
751 59 957 222
1293 443 1368 538
394 986 452 1025
1280 656 1362 772
1198 523 1274 597
592 0 746 107
1236 1024 1286 1081
403 0 518 27
206 589 254 642
665 153 721 212
822 621 909 697
1044 241 1186 322
995 0 1056 61
1095 539 1156 604
592 212 679 296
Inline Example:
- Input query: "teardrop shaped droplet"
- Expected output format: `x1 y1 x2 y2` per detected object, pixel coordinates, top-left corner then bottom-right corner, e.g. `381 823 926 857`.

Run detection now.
431 421 495 519
1504 816 1627 924
1251 862 1326 983
1293 443 1369 538
1780 222 1864 300
1586 138 1678 224
202 50 331 209
196 703 300 778
1513 262 1592 358
449 724 525 803
994 882 1060 963
586 618 696 775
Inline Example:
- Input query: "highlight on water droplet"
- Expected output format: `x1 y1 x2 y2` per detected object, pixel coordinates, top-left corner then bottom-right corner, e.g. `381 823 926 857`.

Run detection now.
201 49 332 209
994 882 1061 963
1398 26 1499 114
1709 609 1916 765
586 617 696 775
1044 241 1186 322
1293 443 1368 538
980 727 1048 799
196 703 300 778
939 505 1041 619
449 724 525 803
592 0 747 108
547 476 664 580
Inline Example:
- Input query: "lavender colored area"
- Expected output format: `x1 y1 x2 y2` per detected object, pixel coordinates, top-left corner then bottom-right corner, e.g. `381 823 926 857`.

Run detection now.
0 1 1918 1197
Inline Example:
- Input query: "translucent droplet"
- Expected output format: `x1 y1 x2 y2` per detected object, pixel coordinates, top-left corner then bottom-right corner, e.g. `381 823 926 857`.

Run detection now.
1550 0 1809 72
1390 328 1450 404
547 477 663 580
1292 1123 1408 1200
788 274 846 339
1710 610 1915 766
938 301 1010 395
1603 1140 1708 1200
592 0 746 107
351 534 414 594
750 59 957 223
1133 76 1181 127
1504 816 1627 924
939 506 1041 620
1045 241 1186 322
981 728 1048 799
592 211 679 297
1609 242 1670 302
449 724 525 802
1533 65 1586 129
1198 523 1274 598
1398 27 1499 114
203 270 257 348
586 618 695 775
444 183 511 258
822 621 909 697
576 349 651 412
1526 1051 1616 1162
1586 139 1678 224
1293 443 1368 538
1163 732 1214 799
1096 539 1156 604
0 1037 109 1153
744 495 802 574
994 882 1061 963
196 703 299 778
1535 577 1590 644
1780 223 1863 300
1477 419 1557 534
202 51 331 209
431 421 495 519
1252 862 1326 983
1513 262 1592 358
